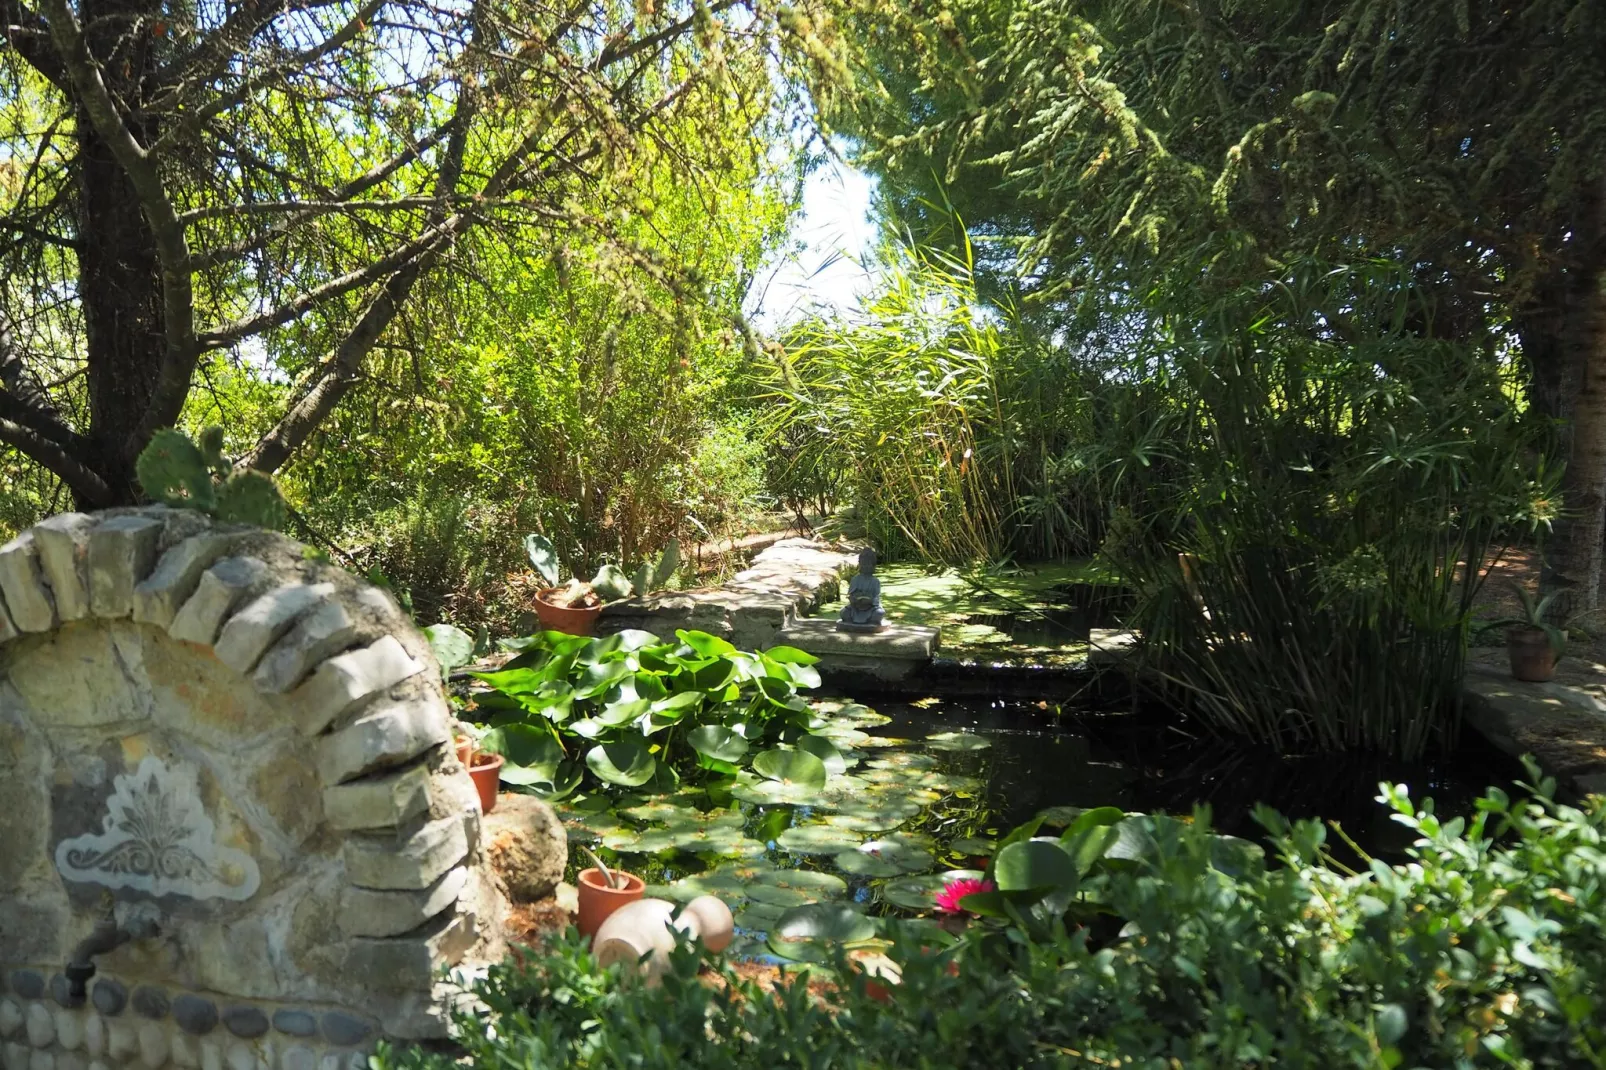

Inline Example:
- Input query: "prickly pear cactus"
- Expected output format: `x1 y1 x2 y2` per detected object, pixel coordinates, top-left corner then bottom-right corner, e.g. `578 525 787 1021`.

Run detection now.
135 429 289 531
653 539 681 589
197 424 229 476
135 429 216 511
215 469 289 531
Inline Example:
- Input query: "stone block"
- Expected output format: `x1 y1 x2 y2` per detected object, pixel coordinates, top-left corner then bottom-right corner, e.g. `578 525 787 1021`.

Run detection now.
87 515 164 618
169 557 270 646
317 699 448 785
253 601 358 695
0 599 16 645
482 794 566 903
291 636 423 737
339 866 467 938
0 533 56 632
341 911 474 991
773 617 939 660
215 583 336 674
133 533 238 628
343 816 468 890
322 762 432 831
32 513 95 622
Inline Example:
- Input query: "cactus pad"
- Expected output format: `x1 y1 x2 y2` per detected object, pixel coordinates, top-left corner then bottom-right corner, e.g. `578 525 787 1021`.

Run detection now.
215 469 289 531
135 429 216 511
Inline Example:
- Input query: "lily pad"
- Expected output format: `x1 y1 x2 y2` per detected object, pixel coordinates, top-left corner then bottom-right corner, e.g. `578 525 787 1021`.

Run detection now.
621 799 699 823
756 866 848 899
733 902 787 931
949 837 996 857
867 752 940 773
797 734 851 775
753 748 828 789
633 824 762 858
816 725 873 748
833 838 935 878
924 731 992 753
688 725 749 765
818 794 924 828
586 741 656 787
880 869 986 912
743 883 814 909
1037 805 1084 828
767 903 876 963
776 823 864 856
729 773 821 806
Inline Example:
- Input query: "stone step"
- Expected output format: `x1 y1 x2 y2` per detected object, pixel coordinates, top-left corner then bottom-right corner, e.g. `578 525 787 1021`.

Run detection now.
772 618 940 683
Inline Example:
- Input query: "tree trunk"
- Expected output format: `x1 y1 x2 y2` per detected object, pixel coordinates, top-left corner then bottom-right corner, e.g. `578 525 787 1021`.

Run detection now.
1540 261 1606 614
73 0 166 507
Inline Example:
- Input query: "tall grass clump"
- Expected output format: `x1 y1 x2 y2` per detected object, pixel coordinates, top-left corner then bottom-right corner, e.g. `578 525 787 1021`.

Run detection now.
1100 260 1555 757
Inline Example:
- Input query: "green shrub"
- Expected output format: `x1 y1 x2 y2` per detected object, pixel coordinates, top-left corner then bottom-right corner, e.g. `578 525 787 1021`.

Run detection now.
379 763 1605 1069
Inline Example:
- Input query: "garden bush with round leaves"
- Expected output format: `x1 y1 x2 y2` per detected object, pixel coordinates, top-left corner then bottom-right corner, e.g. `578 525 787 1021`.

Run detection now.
377 762 1606 1068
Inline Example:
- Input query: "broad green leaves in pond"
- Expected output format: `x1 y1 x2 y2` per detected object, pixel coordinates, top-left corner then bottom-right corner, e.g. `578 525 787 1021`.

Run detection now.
924 731 991 752
466 628 824 797
753 748 828 789
586 741 656 786
767 903 877 963
834 838 936 878
776 823 863 856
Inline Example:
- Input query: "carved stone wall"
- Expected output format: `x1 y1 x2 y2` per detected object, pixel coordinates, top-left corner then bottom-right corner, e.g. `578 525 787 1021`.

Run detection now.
0 508 509 1070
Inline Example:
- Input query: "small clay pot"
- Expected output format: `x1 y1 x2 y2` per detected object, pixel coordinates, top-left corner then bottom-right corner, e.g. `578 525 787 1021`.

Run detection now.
454 734 474 768
576 866 645 938
468 751 504 814
1507 625 1558 683
534 588 604 636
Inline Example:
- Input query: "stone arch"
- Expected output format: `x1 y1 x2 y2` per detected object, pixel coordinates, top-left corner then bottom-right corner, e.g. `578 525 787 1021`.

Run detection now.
0 508 509 1070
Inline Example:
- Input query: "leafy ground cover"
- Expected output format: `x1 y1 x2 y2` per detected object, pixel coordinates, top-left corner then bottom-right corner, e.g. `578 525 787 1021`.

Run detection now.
379 763 1605 1069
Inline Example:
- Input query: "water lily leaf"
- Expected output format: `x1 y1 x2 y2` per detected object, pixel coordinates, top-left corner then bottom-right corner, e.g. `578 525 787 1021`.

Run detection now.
652 691 704 718
776 823 863 856
880 869 986 912
753 748 828 789
867 752 940 773
600 826 645 852
764 645 820 666
756 675 804 709
1105 816 1158 862
574 660 632 699
767 903 876 963
621 799 696 823
834 838 935 878
423 624 474 675
684 657 737 692
797 735 849 775
761 867 848 898
688 725 748 764
924 731 991 752
949 837 996 857
817 725 872 748
729 775 820 806
635 825 762 857
819 802 920 833
665 869 756 901
678 630 737 657
994 839 1080 894
594 697 650 727
586 741 656 787
743 883 813 908
734 902 787 932
1209 834 1265 877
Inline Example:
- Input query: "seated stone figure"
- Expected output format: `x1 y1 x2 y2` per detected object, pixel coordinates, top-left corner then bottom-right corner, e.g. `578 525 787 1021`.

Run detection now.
838 549 887 631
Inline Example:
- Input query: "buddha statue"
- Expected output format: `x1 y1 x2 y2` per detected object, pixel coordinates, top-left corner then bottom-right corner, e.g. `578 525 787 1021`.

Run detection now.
838 549 887 631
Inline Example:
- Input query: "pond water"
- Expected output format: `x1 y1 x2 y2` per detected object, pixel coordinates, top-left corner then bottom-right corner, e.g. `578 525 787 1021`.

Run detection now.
554 692 1522 961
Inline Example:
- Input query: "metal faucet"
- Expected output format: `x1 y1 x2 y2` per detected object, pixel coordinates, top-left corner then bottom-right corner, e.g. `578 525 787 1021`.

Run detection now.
64 896 161 1006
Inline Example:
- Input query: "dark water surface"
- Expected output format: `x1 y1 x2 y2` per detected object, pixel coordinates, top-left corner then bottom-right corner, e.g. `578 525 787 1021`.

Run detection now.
862 694 1528 862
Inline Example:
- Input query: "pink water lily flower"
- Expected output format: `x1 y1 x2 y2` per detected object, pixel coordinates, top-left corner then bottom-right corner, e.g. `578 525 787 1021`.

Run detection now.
934 876 995 914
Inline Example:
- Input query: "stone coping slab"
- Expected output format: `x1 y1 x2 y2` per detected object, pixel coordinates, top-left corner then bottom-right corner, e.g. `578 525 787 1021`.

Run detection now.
775 617 939 660
1463 658 1606 795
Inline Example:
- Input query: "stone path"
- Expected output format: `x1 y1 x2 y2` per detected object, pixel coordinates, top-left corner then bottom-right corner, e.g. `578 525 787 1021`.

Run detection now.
1464 649 1606 795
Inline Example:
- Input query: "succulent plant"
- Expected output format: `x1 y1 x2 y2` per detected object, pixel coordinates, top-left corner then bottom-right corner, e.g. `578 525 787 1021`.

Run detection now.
523 533 682 605
135 429 217 512
134 428 289 531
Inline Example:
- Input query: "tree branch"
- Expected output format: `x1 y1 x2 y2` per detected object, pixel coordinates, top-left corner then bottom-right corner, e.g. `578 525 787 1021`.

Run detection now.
0 0 67 88
0 417 111 506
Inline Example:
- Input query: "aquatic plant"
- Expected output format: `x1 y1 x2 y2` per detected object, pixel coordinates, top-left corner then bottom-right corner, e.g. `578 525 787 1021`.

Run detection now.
465 628 832 798
934 876 993 914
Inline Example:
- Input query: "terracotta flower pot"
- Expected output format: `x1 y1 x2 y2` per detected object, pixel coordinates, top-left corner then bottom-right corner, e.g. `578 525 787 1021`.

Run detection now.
454 734 474 768
1507 625 1558 683
468 751 504 814
534 588 604 636
576 866 645 939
